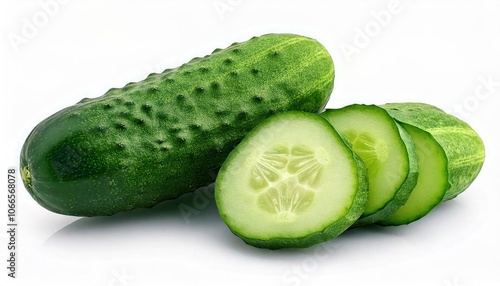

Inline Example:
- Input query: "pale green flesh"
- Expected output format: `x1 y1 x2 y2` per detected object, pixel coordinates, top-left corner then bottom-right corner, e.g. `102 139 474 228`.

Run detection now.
381 102 485 201
253 145 323 219
321 106 411 217
216 112 362 244
379 123 449 225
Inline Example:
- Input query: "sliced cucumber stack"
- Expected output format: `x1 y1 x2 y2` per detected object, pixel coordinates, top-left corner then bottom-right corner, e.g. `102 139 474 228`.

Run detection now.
214 103 485 248
377 123 449 225
378 103 485 225
321 105 418 226
215 111 368 249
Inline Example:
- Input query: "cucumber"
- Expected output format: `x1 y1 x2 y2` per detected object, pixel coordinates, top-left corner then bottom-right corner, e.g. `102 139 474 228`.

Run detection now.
378 123 449 225
320 105 418 226
215 111 368 249
20 33 335 216
379 103 485 225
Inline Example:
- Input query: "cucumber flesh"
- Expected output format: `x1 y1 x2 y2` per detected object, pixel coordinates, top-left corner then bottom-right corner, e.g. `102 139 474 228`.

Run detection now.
378 123 449 225
215 111 368 249
381 103 485 201
321 105 418 225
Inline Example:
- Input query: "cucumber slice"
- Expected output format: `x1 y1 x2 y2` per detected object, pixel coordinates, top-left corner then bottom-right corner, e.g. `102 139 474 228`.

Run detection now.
379 102 485 225
320 105 418 226
382 103 485 201
215 111 368 249
378 123 449 225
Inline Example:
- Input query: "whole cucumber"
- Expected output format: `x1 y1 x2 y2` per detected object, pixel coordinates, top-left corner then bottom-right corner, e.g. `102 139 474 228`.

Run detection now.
20 33 334 216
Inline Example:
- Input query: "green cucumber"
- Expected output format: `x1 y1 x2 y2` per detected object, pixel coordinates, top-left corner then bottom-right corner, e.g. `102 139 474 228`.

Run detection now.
379 102 485 225
378 123 449 225
215 111 368 249
320 105 418 226
20 33 334 216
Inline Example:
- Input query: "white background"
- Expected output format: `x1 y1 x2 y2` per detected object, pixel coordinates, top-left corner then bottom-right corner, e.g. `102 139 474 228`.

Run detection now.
1 0 500 285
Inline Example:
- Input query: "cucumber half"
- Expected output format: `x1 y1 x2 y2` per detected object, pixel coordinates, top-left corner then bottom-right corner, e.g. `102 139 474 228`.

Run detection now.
215 111 368 249
320 105 418 226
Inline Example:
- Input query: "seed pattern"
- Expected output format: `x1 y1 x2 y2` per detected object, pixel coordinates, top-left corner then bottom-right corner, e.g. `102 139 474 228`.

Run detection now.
250 145 322 218
344 131 388 171
288 147 323 186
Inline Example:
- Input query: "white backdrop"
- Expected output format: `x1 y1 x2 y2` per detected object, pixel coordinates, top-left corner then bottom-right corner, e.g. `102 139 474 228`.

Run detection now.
1 0 499 285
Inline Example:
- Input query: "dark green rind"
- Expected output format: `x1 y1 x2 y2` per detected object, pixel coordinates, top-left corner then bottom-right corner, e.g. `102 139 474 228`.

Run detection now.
20 33 335 216
320 105 418 226
215 112 368 249
381 102 485 201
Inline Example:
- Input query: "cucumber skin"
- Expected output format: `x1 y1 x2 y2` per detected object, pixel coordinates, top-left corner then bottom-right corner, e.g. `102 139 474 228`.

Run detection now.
353 122 418 226
320 105 419 226
381 103 485 201
240 145 368 249
378 123 450 226
216 112 368 249
20 33 335 216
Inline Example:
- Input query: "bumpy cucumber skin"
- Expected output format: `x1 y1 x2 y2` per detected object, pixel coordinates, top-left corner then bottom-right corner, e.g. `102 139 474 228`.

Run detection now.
20 33 335 216
381 103 485 201
216 112 368 249
321 105 419 226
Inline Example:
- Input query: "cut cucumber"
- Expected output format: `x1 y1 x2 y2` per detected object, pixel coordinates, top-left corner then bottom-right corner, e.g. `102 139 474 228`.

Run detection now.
378 123 449 225
321 105 418 226
382 103 485 201
215 111 368 249
379 102 485 225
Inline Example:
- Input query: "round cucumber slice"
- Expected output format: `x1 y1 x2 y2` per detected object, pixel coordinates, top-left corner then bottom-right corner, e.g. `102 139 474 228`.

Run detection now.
381 103 485 201
215 111 368 249
379 102 485 225
320 105 418 226
378 123 449 225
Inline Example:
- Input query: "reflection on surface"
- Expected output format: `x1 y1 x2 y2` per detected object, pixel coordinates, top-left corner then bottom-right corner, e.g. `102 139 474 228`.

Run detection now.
26 187 483 286
39 184 479 265
42 184 234 260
